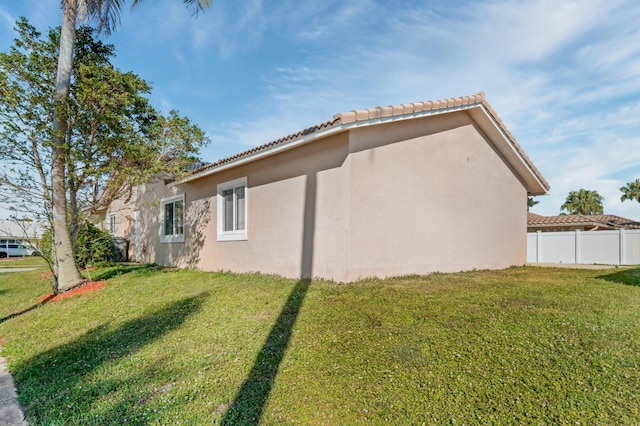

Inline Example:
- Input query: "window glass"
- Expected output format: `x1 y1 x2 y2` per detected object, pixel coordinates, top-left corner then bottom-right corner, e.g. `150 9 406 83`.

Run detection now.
160 194 185 243
107 214 116 234
223 189 234 231
217 177 248 241
164 202 174 235
235 186 245 231
175 200 184 235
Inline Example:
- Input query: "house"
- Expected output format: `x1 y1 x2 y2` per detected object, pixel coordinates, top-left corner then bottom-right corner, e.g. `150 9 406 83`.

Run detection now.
105 92 549 282
527 212 640 232
0 220 46 244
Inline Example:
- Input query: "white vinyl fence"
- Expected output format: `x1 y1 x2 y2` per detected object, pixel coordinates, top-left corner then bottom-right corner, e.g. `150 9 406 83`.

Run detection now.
527 229 640 265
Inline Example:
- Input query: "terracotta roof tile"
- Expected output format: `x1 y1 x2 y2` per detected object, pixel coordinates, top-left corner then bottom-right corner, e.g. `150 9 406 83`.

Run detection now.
187 92 549 192
189 116 340 173
528 214 640 229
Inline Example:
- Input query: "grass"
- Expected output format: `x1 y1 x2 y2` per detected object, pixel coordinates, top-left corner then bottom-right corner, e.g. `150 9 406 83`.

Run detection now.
0 260 639 424
0 257 45 268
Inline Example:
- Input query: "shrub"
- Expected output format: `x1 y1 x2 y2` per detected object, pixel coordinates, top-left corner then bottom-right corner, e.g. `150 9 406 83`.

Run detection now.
75 222 113 268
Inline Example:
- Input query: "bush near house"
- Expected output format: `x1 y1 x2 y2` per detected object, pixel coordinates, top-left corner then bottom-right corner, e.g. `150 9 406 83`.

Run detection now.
74 222 113 268
39 223 113 269
0 262 639 424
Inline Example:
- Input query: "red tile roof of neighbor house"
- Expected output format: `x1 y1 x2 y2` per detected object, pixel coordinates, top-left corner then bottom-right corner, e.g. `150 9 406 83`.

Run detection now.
183 92 550 192
527 212 640 230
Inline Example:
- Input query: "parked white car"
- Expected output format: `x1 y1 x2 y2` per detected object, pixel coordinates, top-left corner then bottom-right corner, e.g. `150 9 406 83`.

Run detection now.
0 243 38 258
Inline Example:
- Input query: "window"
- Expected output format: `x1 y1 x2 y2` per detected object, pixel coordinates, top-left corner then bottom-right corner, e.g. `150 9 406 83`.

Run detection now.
161 194 185 243
217 177 247 241
106 213 116 235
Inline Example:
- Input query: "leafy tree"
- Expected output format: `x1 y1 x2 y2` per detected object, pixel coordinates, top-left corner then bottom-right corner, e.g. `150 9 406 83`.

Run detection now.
527 196 539 211
620 178 640 204
0 18 209 293
560 189 604 215
47 0 211 292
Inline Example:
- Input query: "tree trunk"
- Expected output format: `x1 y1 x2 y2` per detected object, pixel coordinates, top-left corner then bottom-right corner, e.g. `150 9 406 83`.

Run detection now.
52 0 84 293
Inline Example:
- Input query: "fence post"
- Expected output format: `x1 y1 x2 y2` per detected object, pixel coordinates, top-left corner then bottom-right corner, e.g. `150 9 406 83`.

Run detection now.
575 229 581 264
536 230 542 263
620 228 626 265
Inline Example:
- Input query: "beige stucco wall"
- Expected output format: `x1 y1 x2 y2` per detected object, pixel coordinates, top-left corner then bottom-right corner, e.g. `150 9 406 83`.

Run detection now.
346 111 526 280
146 132 351 280
104 180 179 263
110 110 528 281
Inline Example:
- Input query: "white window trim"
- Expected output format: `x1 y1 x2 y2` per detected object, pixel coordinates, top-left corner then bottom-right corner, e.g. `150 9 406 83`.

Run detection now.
160 193 185 243
217 177 248 241
106 213 116 235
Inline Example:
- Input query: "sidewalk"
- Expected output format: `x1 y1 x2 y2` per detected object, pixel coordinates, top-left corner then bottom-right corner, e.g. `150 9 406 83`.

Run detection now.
0 354 28 425
0 268 37 273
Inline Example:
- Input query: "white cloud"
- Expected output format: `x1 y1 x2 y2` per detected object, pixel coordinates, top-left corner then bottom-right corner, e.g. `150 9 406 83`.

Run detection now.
3 0 639 220
0 7 15 30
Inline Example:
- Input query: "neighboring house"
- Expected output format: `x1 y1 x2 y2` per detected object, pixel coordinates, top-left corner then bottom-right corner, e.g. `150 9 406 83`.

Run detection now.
527 212 640 232
0 220 46 244
104 92 549 282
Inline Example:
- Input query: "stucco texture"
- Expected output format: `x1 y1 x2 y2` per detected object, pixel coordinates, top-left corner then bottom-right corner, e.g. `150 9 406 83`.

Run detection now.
104 110 530 282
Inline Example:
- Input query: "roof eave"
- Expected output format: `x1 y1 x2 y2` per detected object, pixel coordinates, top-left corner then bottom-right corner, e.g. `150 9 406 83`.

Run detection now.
173 124 346 185
467 105 549 196
173 94 549 196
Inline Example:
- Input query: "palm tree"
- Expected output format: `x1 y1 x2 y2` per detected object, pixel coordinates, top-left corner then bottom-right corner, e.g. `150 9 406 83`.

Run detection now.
560 189 604 215
620 178 640 204
52 0 211 293
527 196 539 211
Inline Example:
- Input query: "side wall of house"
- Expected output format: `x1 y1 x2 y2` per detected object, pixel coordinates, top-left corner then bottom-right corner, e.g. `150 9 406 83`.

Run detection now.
149 132 351 281
103 181 179 263
346 111 527 279
125 110 528 281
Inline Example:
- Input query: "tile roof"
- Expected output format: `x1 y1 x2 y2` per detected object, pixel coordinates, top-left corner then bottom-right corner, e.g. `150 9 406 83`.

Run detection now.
188 116 341 174
527 214 640 230
184 92 549 192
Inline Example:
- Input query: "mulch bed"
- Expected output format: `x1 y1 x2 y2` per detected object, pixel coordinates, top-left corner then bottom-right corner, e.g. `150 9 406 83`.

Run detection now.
37 280 106 303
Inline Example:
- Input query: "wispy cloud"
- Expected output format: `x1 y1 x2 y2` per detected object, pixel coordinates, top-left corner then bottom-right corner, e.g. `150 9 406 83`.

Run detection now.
204 0 640 218
1 0 639 219
0 7 16 30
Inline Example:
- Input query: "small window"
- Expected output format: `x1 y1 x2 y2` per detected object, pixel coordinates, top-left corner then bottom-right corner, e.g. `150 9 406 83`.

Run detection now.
217 177 247 241
106 213 116 235
161 194 185 243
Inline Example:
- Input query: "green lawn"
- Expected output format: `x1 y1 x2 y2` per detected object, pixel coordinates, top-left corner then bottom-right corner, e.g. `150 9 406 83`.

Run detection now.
1 260 639 424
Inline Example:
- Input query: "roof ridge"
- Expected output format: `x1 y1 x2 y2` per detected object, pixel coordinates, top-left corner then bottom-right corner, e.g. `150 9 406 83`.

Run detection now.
336 92 486 124
189 93 491 176
183 92 548 195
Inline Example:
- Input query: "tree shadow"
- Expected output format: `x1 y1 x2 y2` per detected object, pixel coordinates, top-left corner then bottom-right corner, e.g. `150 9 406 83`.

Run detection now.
597 267 640 287
0 294 54 324
223 172 316 425
12 293 207 423
222 279 310 424
179 197 212 269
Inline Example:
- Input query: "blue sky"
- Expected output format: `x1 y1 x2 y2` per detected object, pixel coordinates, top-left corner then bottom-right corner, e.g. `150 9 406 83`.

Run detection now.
1 0 639 218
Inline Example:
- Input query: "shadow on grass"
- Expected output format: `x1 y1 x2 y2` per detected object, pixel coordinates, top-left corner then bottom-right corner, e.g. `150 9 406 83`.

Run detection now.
12 292 207 424
597 267 640 287
223 279 310 425
0 294 54 324
88 263 159 281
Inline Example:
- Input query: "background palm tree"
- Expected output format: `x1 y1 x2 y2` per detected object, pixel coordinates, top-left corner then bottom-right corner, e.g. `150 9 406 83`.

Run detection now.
560 189 604 215
527 196 539 211
620 178 640 204
52 0 211 292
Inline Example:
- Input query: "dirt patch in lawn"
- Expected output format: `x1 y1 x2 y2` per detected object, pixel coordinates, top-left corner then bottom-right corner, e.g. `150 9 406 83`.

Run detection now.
38 281 106 303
